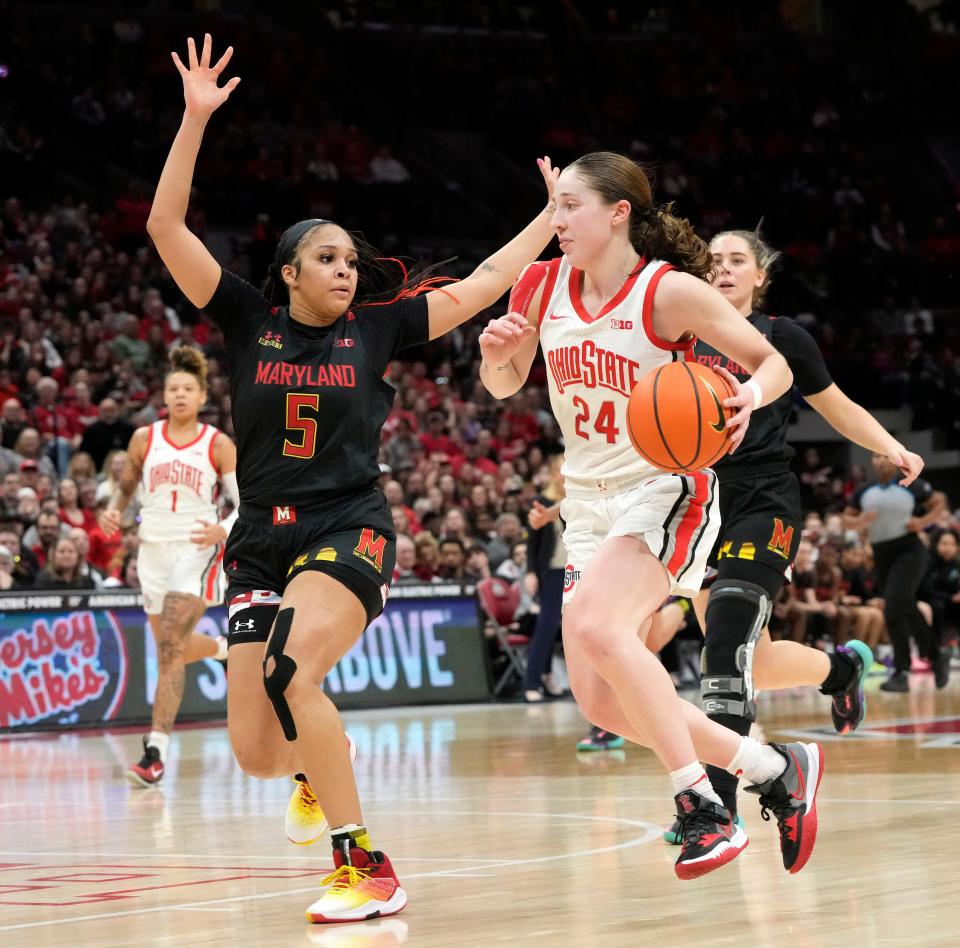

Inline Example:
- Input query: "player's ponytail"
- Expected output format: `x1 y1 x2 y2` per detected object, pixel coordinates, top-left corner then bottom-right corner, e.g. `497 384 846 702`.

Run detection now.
710 225 782 306
263 218 456 309
167 345 208 390
568 152 714 282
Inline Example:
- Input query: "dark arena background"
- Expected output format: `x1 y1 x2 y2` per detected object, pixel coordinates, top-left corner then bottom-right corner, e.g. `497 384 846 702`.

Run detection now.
1 2 958 946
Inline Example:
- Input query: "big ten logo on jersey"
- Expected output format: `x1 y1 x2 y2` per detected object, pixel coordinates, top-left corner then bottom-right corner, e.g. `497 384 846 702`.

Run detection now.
767 518 795 560
335 338 355 348
609 318 633 330
287 546 338 577
354 528 387 573
547 340 643 397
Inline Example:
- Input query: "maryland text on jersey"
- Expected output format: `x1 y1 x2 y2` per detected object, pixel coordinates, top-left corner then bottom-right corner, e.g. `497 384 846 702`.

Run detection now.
254 360 358 388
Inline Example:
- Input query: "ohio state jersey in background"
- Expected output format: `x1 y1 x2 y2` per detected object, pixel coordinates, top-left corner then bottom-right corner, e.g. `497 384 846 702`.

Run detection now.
139 421 221 542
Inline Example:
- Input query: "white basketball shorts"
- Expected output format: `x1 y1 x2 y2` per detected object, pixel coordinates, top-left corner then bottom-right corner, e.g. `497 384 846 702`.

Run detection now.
138 539 225 615
559 471 719 605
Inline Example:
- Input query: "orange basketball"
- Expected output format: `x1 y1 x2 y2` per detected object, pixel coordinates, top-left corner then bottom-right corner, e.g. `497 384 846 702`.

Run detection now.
626 361 736 473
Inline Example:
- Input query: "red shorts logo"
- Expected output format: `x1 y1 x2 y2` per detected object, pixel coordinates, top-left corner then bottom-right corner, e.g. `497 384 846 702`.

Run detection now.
273 505 296 525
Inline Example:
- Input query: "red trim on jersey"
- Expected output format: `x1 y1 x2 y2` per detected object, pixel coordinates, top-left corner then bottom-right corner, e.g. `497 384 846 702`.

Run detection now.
144 423 155 461
161 421 208 451
207 430 219 474
666 472 709 575
641 263 695 351
568 260 643 325
203 545 225 602
536 259 562 329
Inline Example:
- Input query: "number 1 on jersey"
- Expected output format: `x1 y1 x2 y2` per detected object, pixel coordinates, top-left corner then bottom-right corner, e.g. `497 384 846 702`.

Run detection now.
284 393 320 459
573 396 620 444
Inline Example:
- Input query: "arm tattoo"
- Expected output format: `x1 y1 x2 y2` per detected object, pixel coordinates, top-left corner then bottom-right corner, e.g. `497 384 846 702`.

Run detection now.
479 261 499 274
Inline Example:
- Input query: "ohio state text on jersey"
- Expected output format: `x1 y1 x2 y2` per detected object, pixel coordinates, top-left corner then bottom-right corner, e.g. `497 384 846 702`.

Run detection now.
139 421 221 542
513 256 692 481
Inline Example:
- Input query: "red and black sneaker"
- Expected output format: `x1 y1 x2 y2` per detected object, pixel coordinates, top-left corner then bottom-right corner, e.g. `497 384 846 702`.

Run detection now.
744 741 824 874
672 789 748 880
126 739 164 788
306 846 407 923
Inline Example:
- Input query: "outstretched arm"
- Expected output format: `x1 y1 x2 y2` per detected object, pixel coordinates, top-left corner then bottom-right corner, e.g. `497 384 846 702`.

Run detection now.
99 428 148 536
804 384 924 486
147 34 241 308
425 158 560 340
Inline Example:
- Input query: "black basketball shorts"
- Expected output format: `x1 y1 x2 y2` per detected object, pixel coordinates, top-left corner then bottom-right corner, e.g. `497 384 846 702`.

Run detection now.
224 489 396 646
706 471 802 582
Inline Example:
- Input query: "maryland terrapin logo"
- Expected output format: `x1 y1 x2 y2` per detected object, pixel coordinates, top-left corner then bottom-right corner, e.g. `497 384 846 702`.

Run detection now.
258 330 283 350
354 529 387 573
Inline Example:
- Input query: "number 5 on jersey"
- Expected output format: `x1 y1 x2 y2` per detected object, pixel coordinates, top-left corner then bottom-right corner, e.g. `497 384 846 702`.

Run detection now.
284 393 319 459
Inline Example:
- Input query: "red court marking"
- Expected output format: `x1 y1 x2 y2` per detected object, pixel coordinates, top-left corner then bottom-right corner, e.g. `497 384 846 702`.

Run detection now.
0 862 330 907
871 719 960 735
31 873 152 884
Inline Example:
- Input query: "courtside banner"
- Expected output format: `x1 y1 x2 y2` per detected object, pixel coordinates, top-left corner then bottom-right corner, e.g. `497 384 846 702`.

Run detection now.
0 584 489 731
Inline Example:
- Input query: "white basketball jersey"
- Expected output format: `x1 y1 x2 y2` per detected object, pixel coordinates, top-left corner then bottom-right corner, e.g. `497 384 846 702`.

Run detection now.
139 421 221 542
535 256 694 482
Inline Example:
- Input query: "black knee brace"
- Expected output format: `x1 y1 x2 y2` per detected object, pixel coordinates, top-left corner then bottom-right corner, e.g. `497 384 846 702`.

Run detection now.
701 579 773 722
263 608 299 742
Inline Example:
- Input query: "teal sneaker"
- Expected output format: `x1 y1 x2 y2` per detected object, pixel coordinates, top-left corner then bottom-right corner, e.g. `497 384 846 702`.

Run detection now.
829 639 873 735
575 727 626 751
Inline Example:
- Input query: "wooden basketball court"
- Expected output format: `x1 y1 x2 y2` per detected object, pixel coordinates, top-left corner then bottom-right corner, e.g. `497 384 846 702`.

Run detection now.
2 675 959 947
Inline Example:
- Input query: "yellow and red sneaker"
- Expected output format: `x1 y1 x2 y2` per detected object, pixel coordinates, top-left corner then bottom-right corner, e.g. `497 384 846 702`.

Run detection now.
286 734 357 846
306 846 407 924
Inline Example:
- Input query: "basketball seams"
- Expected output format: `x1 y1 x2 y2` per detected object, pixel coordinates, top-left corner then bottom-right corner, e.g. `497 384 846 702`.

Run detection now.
651 366 686 471
680 361 703 471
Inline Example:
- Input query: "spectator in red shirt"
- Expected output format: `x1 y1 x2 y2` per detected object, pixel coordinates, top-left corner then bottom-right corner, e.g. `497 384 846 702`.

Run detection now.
31 377 81 471
419 410 456 457
503 391 541 444
87 498 122 573
58 477 97 532
70 381 100 432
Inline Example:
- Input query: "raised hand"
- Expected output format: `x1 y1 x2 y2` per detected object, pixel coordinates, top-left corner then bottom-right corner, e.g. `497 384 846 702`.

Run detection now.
537 156 561 212
479 312 537 367
171 33 240 119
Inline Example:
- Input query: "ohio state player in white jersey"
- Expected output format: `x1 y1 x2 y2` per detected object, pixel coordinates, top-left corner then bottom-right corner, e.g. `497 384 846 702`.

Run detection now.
481 152 825 883
100 346 239 787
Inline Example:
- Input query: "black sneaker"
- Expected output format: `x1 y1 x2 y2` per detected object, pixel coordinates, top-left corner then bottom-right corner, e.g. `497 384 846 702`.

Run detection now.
934 651 951 690
672 789 748 880
827 640 873 734
880 671 909 693
744 741 824 874
126 739 164 787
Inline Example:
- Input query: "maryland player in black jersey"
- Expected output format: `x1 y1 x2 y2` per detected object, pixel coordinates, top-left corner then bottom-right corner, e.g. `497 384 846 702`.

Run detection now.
662 227 925 854
148 35 561 924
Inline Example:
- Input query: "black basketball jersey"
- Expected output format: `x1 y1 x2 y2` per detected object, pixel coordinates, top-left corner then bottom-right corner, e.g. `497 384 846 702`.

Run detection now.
692 312 832 483
204 270 429 516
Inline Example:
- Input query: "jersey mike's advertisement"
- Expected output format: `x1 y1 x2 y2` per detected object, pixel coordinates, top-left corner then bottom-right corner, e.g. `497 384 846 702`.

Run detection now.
0 586 489 732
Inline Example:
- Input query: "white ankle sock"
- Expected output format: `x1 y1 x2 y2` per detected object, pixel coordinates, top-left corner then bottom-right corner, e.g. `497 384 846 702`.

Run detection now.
727 736 785 785
147 731 170 761
670 762 722 806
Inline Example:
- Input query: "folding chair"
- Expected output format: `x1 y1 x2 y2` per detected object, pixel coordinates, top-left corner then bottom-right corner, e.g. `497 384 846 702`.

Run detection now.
476 576 529 699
